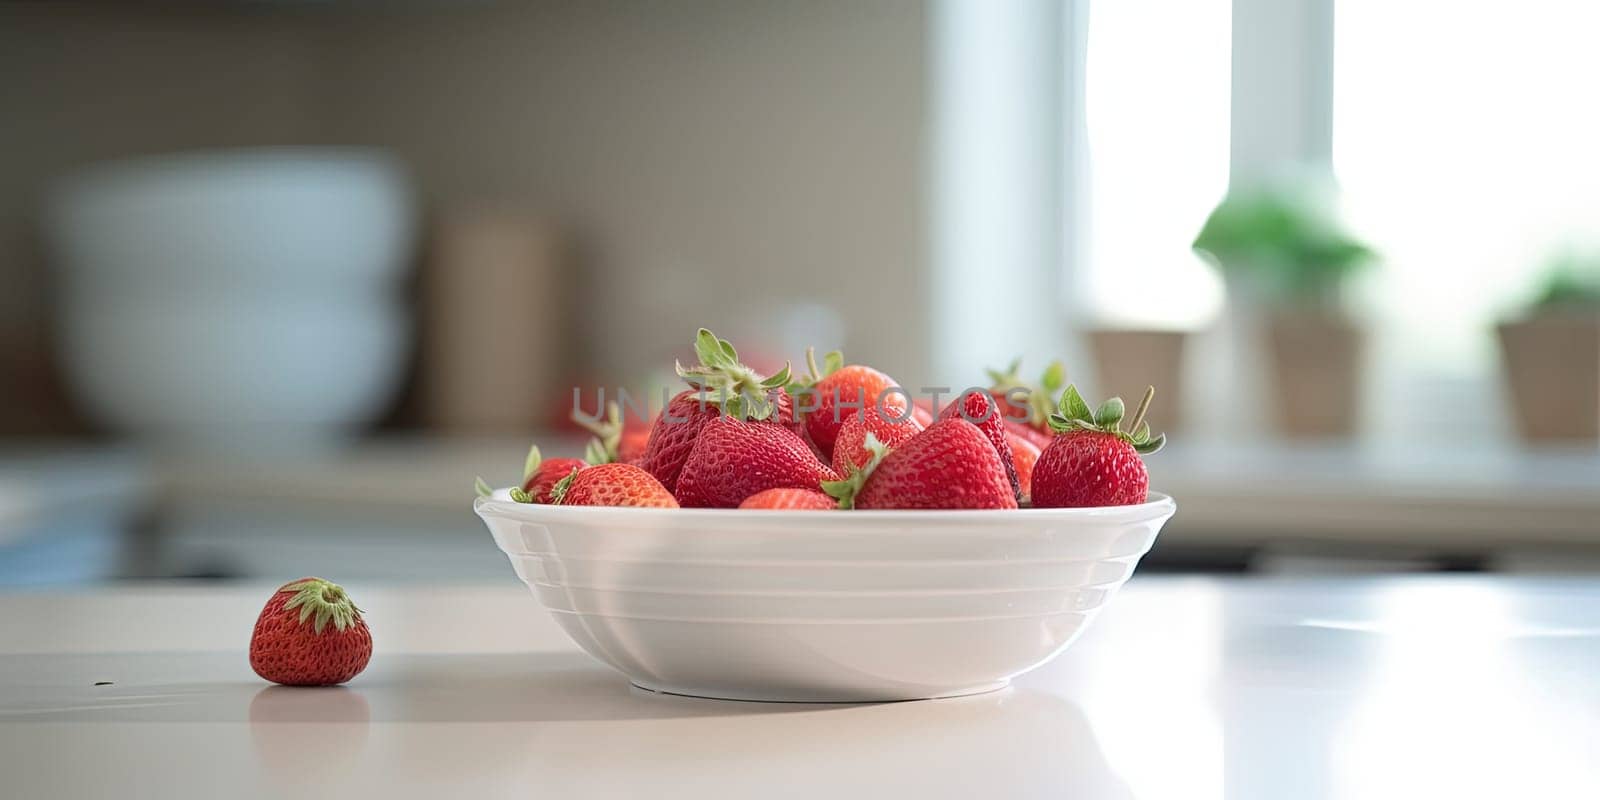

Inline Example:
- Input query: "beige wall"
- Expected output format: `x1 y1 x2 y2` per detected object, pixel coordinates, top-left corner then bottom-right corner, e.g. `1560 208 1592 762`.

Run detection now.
0 6 330 432
0 0 928 431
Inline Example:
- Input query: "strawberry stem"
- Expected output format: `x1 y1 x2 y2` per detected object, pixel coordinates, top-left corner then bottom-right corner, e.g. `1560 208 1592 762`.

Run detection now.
1127 386 1155 434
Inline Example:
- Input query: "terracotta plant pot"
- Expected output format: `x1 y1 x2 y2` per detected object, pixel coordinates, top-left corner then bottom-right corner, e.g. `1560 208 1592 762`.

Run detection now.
1086 329 1187 432
1496 316 1600 443
1264 313 1363 438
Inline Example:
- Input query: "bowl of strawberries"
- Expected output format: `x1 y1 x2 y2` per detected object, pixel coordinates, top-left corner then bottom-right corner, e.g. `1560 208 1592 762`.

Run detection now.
474 329 1175 702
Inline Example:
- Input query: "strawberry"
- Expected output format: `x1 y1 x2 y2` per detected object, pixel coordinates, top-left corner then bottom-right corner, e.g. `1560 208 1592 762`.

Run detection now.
619 422 651 464
1004 417 1056 452
636 389 719 493
984 357 1034 422
1032 385 1165 508
985 358 1068 434
637 329 793 492
937 389 1021 503
1006 429 1041 503
249 577 372 686
574 400 654 466
550 462 679 507
518 445 588 503
739 487 836 510
674 415 838 508
790 348 903 460
823 417 1018 510
831 404 924 474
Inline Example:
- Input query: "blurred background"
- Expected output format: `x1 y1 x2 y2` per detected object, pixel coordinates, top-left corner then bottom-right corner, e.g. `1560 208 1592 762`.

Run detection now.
1 0 1596 586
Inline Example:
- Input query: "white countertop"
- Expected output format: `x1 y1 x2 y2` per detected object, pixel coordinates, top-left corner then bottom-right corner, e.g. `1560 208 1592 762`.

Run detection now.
3 577 1597 798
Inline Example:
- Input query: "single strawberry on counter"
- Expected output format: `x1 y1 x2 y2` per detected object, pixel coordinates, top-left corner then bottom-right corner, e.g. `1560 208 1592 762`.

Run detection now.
1032 385 1165 508
250 577 372 686
831 404 924 474
518 444 589 503
549 462 679 507
938 389 1021 503
822 418 1019 510
790 348 903 460
636 329 793 493
674 414 837 508
739 487 837 510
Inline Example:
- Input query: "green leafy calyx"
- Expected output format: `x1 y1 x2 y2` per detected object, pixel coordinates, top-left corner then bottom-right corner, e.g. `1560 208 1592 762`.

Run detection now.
675 328 790 421
547 466 584 505
574 401 623 464
788 346 844 393
280 577 362 635
819 432 891 509
986 357 1068 427
1047 384 1166 455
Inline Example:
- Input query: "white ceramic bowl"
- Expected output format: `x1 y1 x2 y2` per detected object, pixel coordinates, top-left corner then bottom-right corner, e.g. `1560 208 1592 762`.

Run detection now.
45 148 413 448
475 492 1176 702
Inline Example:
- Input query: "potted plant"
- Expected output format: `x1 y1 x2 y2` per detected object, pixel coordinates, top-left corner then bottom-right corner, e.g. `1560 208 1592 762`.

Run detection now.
1497 252 1600 443
1192 184 1377 437
1083 328 1188 433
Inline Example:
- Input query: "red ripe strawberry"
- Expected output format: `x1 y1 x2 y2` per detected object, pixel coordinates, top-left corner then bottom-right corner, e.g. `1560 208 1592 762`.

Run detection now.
823 417 1018 510
250 577 372 686
1032 385 1165 508
519 445 588 503
831 405 923 474
1006 430 1041 503
575 401 655 466
674 415 837 508
619 422 651 464
739 487 836 510
938 390 1021 503
636 390 718 493
792 348 903 460
637 329 794 492
984 357 1034 422
1004 418 1055 453
986 357 1068 435
552 463 678 507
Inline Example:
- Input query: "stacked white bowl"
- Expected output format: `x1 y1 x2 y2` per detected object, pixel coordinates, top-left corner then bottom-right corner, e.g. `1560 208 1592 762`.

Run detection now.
476 494 1177 702
46 148 414 450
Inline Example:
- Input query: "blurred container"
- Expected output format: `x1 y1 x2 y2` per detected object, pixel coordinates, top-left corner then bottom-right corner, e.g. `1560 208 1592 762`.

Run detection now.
1497 316 1600 443
423 211 568 432
1265 313 1363 438
1087 329 1187 431
46 148 414 449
